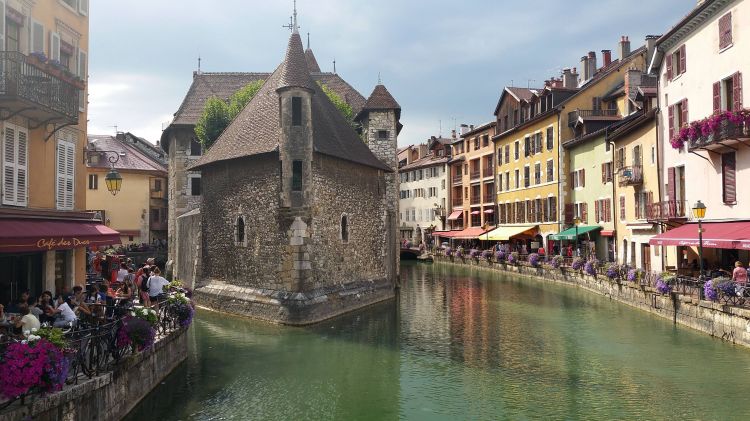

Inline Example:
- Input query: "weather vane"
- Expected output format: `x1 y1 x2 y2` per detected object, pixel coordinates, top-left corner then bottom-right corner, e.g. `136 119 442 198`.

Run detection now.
282 0 299 33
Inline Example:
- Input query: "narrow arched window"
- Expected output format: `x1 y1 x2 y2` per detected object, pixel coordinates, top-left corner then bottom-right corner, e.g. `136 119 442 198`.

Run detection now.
236 216 245 246
341 214 349 243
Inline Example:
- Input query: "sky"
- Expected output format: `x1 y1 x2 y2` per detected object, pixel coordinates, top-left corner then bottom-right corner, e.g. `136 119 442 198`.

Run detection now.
88 0 692 147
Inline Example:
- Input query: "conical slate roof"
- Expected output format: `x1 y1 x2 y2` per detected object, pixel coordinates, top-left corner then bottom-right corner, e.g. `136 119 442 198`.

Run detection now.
276 33 316 92
305 48 322 73
355 84 401 121
190 33 391 172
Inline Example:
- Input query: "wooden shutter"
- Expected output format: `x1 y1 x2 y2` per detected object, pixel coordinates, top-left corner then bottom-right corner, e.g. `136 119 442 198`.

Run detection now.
565 203 573 224
0 0 5 50
666 52 673 81
719 12 732 49
15 129 27 206
722 152 736 204
713 81 722 113
50 32 61 61
681 99 688 128
595 200 600 223
646 193 653 219
667 167 676 202
581 169 585 188
619 196 626 220
668 105 675 140
605 199 611 223
582 202 588 223
635 192 641 219
733 72 742 112
31 20 44 53
550 197 557 222
535 133 542 153
601 164 606 183
78 49 87 78
679 45 686 74
547 127 553 150
524 136 530 157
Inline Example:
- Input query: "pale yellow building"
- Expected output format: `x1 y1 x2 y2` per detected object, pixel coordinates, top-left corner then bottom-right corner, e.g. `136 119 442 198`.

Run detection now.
0 0 113 303
87 133 168 245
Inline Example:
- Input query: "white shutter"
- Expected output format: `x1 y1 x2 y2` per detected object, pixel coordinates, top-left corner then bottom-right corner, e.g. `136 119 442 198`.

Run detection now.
77 49 86 78
2 126 16 205
56 138 66 208
15 128 27 206
78 0 89 16
56 133 76 210
31 20 44 54
65 137 75 209
50 32 61 62
0 0 6 50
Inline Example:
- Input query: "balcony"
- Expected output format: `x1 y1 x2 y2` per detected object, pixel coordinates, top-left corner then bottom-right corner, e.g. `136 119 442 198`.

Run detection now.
648 200 689 222
150 220 167 231
150 189 165 199
689 120 749 151
618 165 643 186
452 174 462 185
452 197 463 207
470 170 481 180
567 108 619 127
482 167 493 178
0 51 81 124
470 195 481 205
483 194 495 204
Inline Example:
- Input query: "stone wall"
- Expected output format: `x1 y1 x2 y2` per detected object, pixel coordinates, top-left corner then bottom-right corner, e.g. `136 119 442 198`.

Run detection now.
0 328 188 421
433 255 750 348
175 208 201 289
167 126 202 269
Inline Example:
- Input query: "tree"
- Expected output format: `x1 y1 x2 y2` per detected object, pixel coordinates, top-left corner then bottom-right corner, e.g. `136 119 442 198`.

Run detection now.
318 82 354 123
195 80 265 149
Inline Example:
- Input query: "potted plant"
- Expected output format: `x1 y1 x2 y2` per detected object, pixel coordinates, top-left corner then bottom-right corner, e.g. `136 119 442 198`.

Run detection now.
605 263 620 281
548 255 564 270
655 273 673 295
528 253 540 268
495 250 506 263
571 257 584 272
507 252 518 265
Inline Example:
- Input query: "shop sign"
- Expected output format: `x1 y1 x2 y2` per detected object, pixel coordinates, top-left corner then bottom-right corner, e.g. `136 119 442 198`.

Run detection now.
36 237 91 250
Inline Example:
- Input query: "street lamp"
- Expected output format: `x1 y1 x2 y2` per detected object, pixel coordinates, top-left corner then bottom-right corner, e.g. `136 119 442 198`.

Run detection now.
692 200 707 284
574 216 582 257
86 148 124 196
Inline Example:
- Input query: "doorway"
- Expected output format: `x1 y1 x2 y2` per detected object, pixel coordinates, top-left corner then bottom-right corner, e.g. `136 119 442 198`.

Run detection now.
642 244 651 272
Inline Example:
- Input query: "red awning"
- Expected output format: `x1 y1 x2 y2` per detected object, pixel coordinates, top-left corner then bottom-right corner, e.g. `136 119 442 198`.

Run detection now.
447 210 463 221
649 221 750 250
600 230 615 237
0 219 121 253
434 227 487 239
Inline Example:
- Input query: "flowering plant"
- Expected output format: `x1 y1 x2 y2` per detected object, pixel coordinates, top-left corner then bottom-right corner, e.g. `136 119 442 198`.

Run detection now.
528 253 540 267
0 339 69 399
36 327 66 349
704 279 718 301
495 250 506 262
716 280 737 297
444 247 452 256
626 268 642 283
584 258 599 276
571 257 584 271
29 51 48 63
454 249 463 259
549 255 563 269
670 109 750 150
117 316 156 351
605 263 620 280
132 306 158 326
655 275 672 294
482 250 493 260
469 249 480 259
507 252 518 265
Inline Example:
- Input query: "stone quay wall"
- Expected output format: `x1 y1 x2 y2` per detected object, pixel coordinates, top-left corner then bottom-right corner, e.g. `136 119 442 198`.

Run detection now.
433 255 750 349
0 328 188 421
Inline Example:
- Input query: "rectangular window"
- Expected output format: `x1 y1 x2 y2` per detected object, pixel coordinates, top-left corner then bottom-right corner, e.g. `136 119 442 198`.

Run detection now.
504 145 510 164
292 160 303 191
722 152 736 204
602 162 613 183
546 127 554 150
620 196 626 220
546 160 554 183
189 176 201 196
535 133 542 154
534 163 541 185
524 136 530 157
497 147 502 166
292 97 302 126
378 130 389 139
514 169 519 189
548 196 557 222
2 123 28 207
190 140 202 156
719 12 732 50
56 134 76 210
523 166 530 188
514 141 519 160
88 174 98 190
5 20 20 52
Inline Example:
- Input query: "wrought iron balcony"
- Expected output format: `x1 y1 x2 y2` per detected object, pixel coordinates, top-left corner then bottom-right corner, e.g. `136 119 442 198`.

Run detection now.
0 51 80 124
689 120 749 151
567 108 619 127
483 194 495 204
470 195 481 205
470 170 481 180
618 165 643 186
648 200 688 222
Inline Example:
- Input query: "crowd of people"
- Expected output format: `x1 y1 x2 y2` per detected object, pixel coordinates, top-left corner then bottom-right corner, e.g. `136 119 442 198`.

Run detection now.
0 256 170 336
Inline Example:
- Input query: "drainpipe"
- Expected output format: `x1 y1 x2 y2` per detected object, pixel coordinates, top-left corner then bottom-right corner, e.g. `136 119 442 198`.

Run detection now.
606 126 617 263
557 110 563 255
655 79 665 272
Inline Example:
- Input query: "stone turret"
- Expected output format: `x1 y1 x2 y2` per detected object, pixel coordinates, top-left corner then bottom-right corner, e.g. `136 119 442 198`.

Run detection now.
355 84 402 285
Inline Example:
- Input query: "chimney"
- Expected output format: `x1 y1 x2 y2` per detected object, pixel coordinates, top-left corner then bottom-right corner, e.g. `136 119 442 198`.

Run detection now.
587 51 597 79
618 36 631 60
601 50 612 68
451 129 456 139
562 69 575 88
115 132 125 141
460 124 470 136
580 56 589 81
645 35 659 64
469 125 475 132
624 68 642 104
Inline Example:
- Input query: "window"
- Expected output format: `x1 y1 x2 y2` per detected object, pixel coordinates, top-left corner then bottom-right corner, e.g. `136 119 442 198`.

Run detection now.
341 214 349 242
719 12 732 50
5 19 20 52
504 145 510 164
669 100 688 140
30 20 45 54
2 123 28 206
378 130 389 139
88 174 98 190
189 175 201 196
535 133 542 154
651 145 656 165
56 134 76 210
292 160 303 191
620 196 626 220
154 179 162 192
524 136 530 157
292 97 302 126
514 141 519 160
514 169 519 189
498 173 503 192
546 160 554 183
523 166 530 188
482 135 489 148
570 169 585 189
534 163 541 185
497 147 503 166
464 187 468 199
601 162 613 183
235 216 246 246
715 72 743 113
62 0 79 10
667 45 686 80
189 140 202 156
504 171 509 191
722 152 736 204
546 127 554 150
547 197 557 222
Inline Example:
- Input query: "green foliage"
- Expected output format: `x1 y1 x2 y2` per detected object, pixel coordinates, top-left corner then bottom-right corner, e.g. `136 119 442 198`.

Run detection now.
195 96 230 149
318 82 354 125
36 327 66 349
228 80 264 117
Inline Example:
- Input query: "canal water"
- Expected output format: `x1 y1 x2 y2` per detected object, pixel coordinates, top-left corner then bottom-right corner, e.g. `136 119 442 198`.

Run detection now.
126 263 750 420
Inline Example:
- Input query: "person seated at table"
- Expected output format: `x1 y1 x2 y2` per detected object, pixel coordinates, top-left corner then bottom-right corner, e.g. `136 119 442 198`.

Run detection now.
51 295 77 328
36 291 56 324
7 290 30 313
70 286 92 317
14 303 40 332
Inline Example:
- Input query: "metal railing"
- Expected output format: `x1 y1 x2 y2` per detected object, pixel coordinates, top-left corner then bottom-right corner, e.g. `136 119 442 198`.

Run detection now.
648 200 688 221
0 51 80 122
483 194 495 203
470 170 481 180
689 120 749 150
452 174 462 184
567 108 619 127
470 195 481 205
618 165 643 186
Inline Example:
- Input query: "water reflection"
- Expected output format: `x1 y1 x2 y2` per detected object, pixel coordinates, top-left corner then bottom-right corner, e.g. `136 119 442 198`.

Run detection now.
128 262 750 420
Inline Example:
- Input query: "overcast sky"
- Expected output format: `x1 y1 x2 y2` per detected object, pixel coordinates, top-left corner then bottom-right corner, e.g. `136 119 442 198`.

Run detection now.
88 0 691 147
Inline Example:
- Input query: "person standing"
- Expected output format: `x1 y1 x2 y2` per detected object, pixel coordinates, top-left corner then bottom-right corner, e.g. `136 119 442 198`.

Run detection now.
147 267 170 303
732 261 748 296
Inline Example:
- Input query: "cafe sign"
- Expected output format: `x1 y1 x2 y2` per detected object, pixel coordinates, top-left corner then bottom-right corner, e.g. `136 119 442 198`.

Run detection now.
36 237 92 250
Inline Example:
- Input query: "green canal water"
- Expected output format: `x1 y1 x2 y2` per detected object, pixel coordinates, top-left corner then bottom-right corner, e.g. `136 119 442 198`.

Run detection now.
126 263 750 420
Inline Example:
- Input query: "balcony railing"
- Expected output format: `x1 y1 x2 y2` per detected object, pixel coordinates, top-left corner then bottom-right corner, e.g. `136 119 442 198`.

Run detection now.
483 194 494 203
150 220 167 231
689 120 749 151
470 195 481 205
567 108 619 127
482 167 493 178
452 197 463 207
150 190 165 199
0 51 80 124
452 174 462 185
648 200 688 221
618 165 643 186
470 170 481 180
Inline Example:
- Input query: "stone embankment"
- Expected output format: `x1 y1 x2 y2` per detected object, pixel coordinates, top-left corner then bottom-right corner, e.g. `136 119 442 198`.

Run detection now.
434 255 750 349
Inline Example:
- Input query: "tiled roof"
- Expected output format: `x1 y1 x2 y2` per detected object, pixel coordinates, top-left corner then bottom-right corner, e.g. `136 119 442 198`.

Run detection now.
361 84 400 111
189 34 391 173
305 48 321 72
506 87 536 102
399 155 449 171
87 135 167 174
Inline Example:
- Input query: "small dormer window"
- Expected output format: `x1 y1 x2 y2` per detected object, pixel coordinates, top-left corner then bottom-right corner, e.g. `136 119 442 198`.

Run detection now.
292 97 302 126
378 130 389 139
292 160 303 191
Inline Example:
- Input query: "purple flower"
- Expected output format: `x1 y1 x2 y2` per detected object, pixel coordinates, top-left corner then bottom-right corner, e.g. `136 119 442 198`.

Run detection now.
469 248 480 259
716 280 737 297
571 257 584 270
584 258 599 276
454 249 463 258
0 339 68 399
117 316 156 351
507 252 518 264
605 263 620 280
482 250 493 260
549 255 563 269
528 253 540 267
444 247 452 256
656 277 672 294
495 250 506 262
626 268 641 282
704 279 718 301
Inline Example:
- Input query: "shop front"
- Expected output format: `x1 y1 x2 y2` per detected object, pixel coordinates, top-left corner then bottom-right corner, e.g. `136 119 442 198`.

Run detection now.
0 217 120 304
549 225 603 259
